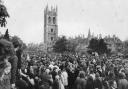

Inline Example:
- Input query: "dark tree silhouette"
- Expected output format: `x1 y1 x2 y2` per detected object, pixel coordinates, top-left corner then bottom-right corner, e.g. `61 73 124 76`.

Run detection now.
88 38 110 55
88 38 99 52
0 2 9 27
98 39 108 54
4 29 9 40
11 36 22 48
66 40 77 53
53 36 68 53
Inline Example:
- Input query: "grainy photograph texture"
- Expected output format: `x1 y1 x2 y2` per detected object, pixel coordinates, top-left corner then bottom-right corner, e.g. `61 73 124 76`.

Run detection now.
0 0 128 89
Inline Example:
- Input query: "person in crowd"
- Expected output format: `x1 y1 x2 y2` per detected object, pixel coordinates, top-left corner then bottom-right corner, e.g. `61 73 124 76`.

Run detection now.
40 68 53 89
0 39 15 89
86 76 94 89
108 72 117 89
52 75 60 89
61 67 68 89
118 72 128 89
90 69 95 80
0 55 12 89
51 67 58 81
9 54 18 88
74 71 87 89
94 72 103 89
3 43 127 89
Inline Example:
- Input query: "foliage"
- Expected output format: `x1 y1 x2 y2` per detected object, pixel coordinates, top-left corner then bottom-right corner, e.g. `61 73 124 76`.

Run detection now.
66 40 77 53
53 36 68 53
88 38 99 52
68 36 88 53
123 40 128 56
4 29 9 40
11 36 22 48
0 1 9 27
11 36 27 51
88 38 110 55
22 42 27 50
98 39 109 54
27 43 40 52
0 39 15 56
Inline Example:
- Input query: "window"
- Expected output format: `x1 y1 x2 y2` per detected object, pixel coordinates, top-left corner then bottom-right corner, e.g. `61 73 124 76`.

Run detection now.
51 37 53 41
48 16 51 23
53 17 56 24
51 29 53 32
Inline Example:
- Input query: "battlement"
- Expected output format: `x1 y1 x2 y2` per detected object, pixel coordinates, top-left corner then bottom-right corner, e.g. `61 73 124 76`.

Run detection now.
44 5 57 16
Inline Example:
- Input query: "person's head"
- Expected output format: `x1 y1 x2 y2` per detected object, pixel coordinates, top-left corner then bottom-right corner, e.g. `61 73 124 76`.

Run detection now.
4 55 10 62
78 71 85 78
90 69 94 74
39 85 45 89
55 75 60 81
119 72 126 79
45 69 50 74
108 72 115 79
87 76 93 83
95 72 100 78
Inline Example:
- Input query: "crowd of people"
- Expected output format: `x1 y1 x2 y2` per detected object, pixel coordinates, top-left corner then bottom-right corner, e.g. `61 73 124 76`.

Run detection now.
1 38 128 89
16 51 128 89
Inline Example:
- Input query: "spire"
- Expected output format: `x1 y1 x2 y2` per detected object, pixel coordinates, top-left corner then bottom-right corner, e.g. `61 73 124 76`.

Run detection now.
46 4 48 12
56 5 58 14
87 28 91 39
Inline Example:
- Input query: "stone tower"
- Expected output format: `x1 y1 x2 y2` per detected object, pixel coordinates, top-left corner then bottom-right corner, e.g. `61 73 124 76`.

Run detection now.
44 5 58 51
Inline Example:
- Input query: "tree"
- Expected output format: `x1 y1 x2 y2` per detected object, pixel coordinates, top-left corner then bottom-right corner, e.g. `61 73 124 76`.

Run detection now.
88 38 99 53
88 38 110 55
0 1 9 27
66 40 77 53
53 36 67 53
123 40 128 57
98 39 109 54
4 29 9 40
22 43 27 50
11 35 28 53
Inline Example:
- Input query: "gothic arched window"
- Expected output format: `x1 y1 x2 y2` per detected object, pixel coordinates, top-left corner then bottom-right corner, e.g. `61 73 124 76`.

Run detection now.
51 28 53 32
53 17 56 24
48 16 51 23
51 37 53 41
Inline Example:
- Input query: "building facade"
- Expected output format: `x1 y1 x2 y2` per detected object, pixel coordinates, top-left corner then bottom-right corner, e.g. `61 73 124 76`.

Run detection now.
44 5 58 51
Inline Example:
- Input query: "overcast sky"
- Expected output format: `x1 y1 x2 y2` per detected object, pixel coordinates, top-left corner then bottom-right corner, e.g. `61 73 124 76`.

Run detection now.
3 0 128 43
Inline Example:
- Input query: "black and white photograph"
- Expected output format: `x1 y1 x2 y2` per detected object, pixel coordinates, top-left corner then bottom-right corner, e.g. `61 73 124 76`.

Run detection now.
0 0 128 89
